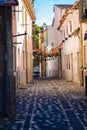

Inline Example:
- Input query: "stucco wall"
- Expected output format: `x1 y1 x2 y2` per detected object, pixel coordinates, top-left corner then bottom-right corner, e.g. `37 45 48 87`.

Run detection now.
13 0 34 88
61 8 80 83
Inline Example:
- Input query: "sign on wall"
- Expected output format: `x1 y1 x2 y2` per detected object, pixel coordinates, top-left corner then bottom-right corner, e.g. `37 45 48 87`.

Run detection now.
0 0 18 6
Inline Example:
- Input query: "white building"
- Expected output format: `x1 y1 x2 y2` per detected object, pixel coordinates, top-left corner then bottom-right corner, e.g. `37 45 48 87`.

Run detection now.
82 23 87 86
58 1 80 83
12 0 35 88
46 4 72 78
46 26 55 77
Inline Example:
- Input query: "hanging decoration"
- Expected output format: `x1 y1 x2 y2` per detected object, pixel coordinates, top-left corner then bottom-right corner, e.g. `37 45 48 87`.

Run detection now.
33 48 61 60
33 42 63 62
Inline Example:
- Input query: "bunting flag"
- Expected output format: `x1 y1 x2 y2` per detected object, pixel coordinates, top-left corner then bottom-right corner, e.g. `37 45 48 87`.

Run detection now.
33 42 62 60
33 49 61 58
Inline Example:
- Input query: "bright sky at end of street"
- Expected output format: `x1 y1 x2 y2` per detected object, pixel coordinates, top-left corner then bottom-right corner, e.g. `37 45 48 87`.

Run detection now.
34 0 76 26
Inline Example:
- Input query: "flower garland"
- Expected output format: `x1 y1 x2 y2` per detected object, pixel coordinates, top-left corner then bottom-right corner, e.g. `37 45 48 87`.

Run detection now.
33 48 61 61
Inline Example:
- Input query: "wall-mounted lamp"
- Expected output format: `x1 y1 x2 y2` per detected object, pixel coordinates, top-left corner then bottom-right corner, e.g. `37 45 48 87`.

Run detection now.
13 32 27 37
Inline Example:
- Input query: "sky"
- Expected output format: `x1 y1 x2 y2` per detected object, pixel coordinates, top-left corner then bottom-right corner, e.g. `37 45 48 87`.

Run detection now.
34 0 76 26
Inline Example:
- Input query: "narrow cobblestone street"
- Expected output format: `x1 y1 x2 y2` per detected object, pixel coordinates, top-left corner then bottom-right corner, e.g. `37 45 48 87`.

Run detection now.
0 78 87 130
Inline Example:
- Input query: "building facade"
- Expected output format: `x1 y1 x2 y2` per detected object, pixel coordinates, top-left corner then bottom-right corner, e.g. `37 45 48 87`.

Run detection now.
12 0 35 88
46 26 55 77
0 6 17 117
58 1 80 83
0 0 35 117
39 26 46 77
46 4 72 78
82 23 87 87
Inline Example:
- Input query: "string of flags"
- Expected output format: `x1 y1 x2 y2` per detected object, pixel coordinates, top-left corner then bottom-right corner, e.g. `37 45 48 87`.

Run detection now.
33 42 63 62
33 48 61 62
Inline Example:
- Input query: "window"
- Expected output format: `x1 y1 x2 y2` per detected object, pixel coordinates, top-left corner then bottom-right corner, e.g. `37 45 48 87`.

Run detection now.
17 6 20 21
67 55 70 70
18 49 20 68
25 12 28 32
64 55 70 70
84 45 87 66
22 6 24 25
64 29 65 39
12 6 16 16
51 43 54 47
70 20 72 33
66 25 68 36
77 52 79 74
23 51 25 70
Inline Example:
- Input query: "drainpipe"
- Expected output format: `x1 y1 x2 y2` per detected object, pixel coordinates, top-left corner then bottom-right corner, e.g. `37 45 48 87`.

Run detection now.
25 11 28 83
3 6 8 116
79 22 83 85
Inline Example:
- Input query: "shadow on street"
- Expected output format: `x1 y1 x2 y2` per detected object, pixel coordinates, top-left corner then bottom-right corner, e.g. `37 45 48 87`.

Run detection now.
0 79 87 130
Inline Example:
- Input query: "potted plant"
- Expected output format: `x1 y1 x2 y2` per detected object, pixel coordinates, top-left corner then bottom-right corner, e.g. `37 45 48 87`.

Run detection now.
80 66 87 72
84 66 87 72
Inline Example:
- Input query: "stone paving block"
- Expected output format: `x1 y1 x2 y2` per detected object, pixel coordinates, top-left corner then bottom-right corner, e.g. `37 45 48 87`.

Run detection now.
0 79 87 130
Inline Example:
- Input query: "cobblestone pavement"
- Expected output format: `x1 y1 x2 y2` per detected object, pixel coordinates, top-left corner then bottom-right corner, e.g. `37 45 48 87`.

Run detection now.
0 78 87 130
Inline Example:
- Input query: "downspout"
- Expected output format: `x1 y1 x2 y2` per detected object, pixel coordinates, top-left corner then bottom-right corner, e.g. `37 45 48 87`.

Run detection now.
79 22 83 85
3 6 8 116
25 11 28 83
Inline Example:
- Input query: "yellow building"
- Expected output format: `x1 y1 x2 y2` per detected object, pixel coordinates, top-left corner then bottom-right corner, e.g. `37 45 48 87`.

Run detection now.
39 26 47 77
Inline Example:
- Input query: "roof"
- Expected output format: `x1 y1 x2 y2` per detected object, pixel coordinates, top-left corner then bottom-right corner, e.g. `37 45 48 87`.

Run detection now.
57 1 79 30
52 4 72 26
23 0 36 20
54 4 73 9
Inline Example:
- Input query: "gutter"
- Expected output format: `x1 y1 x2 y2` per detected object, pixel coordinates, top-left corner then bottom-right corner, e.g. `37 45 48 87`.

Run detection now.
23 0 36 20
